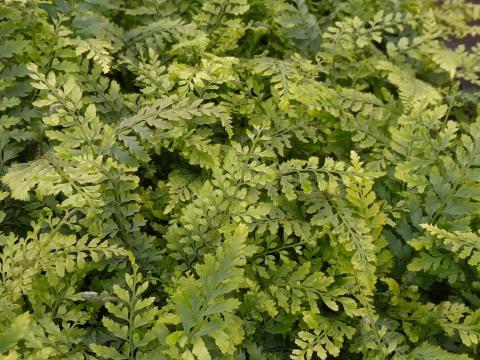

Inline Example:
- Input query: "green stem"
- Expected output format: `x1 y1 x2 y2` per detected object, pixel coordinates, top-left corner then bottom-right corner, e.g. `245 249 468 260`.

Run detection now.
254 238 313 258
127 267 138 360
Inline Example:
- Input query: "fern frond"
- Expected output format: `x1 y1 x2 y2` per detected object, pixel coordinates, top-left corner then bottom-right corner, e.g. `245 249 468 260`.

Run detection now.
421 224 480 272
72 38 113 73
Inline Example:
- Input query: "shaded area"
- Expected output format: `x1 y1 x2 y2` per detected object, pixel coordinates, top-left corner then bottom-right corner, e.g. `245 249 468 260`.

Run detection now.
455 0 480 48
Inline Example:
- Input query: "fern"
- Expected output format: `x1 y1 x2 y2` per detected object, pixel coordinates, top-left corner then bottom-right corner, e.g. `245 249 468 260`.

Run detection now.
377 61 442 109
421 225 480 272
291 315 355 360
2 0 480 359
72 38 113 74
168 224 255 358
407 343 472 360
90 254 160 359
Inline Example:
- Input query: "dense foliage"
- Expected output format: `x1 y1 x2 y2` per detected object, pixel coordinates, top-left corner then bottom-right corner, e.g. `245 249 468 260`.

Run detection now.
1 0 480 359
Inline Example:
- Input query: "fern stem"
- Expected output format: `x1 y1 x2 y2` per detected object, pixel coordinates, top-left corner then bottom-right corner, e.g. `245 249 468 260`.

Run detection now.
441 83 457 131
254 238 313 258
127 266 138 360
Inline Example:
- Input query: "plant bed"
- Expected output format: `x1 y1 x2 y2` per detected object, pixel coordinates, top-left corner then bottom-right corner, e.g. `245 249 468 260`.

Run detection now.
1 1 480 359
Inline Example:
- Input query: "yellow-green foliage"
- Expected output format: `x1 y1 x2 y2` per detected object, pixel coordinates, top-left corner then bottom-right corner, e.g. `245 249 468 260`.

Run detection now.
1 0 480 359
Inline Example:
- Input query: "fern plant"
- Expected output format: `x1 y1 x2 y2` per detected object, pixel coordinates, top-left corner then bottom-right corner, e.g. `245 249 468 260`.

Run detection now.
1 0 480 359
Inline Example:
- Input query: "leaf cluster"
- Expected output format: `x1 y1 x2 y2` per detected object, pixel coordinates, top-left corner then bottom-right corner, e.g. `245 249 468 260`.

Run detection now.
1 0 480 359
